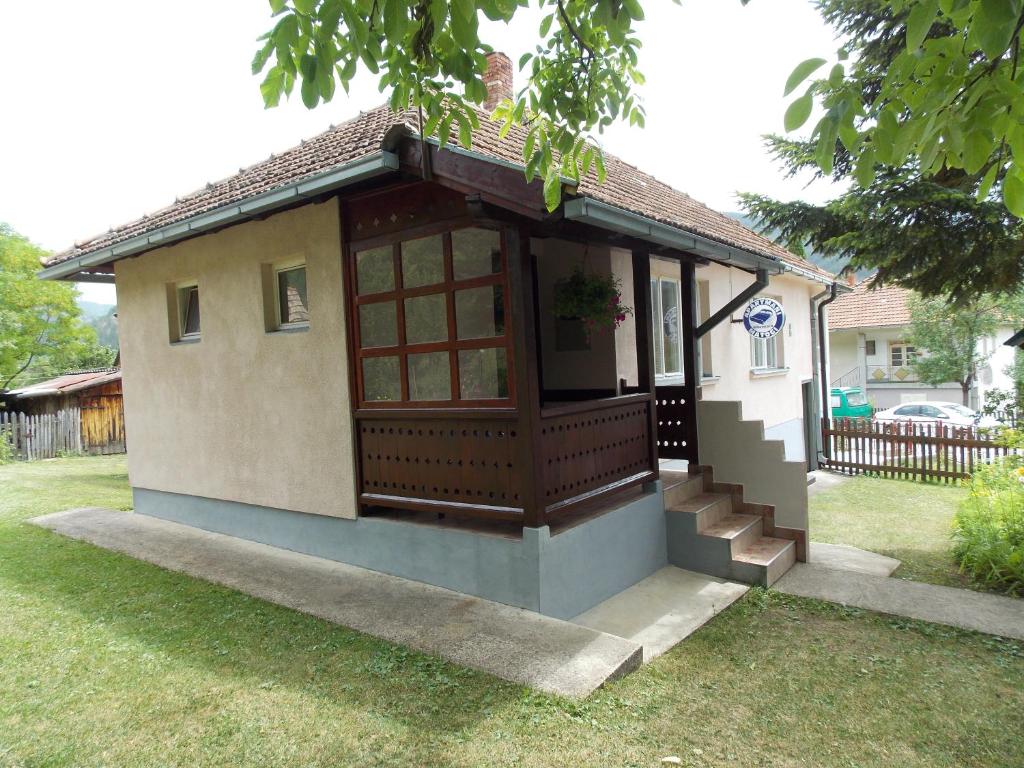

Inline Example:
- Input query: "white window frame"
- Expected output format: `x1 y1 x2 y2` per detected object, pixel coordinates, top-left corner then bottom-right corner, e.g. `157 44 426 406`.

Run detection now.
749 295 784 372
177 282 200 341
890 341 916 369
650 276 683 379
273 259 309 330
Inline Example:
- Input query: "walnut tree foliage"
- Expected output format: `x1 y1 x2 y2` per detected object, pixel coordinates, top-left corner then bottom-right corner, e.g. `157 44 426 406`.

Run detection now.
742 0 1024 302
252 0 705 212
0 224 113 390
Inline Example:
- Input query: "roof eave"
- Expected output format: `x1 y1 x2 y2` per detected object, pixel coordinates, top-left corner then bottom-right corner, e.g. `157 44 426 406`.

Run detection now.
563 196 836 287
38 151 401 282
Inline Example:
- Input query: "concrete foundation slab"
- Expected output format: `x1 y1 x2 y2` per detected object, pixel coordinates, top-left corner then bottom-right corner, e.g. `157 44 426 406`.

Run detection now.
809 542 901 577
31 508 642 698
806 470 850 497
775 562 1024 640
571 566 748 661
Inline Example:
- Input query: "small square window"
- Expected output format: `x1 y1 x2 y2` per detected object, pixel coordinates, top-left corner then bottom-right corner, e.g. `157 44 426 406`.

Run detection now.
276 265 309 327
865 340 876 356
178 284 200 339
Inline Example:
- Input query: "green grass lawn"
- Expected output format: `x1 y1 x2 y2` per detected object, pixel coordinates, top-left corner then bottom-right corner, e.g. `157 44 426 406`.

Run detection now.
810 474 970 588
2 456 1023 767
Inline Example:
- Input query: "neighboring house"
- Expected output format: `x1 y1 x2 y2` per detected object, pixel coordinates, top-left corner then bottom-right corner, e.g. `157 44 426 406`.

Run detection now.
4 368 125 454
828 278 1017 410
39 54 841 619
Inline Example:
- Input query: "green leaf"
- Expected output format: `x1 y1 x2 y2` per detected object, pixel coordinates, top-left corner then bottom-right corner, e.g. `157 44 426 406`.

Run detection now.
784 58 826 97
269 0 287 12
905 0 938 51
784 93 814 132
300 76 319 108
293 0 316 14
963 130 993 174
453 0 476 22
260 66 285 108
855 144 876 186
1003 167 1024 217
977 163 999 200
543 170 561 212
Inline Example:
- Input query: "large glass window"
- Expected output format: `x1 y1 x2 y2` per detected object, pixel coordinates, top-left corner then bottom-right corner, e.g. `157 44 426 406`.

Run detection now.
352 227 512 405
650 277 682 377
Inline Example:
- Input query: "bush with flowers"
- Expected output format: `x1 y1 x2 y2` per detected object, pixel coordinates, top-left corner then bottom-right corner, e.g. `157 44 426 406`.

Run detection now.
952 428 1024 594
553 267 632 334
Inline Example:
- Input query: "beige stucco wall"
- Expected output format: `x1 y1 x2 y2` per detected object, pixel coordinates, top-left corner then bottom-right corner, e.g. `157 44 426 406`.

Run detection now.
116 200 357 518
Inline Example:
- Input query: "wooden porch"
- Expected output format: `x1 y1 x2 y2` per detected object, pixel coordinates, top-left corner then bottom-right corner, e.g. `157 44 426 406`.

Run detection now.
342 177 702 529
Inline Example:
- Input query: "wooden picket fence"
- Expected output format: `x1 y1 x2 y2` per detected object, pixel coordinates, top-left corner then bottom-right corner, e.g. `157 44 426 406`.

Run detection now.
820 417 1015 483
0 409 82 461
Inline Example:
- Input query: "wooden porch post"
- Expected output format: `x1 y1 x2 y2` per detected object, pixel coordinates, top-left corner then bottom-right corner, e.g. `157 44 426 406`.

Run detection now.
680 259 701 464
632 249 659 475
507 225 545 527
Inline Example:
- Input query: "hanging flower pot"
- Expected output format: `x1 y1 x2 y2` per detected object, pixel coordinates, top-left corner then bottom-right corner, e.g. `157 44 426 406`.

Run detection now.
553 267 633 334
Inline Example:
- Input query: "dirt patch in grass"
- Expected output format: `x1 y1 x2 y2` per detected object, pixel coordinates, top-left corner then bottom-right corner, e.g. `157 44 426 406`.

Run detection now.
2 457 1023 767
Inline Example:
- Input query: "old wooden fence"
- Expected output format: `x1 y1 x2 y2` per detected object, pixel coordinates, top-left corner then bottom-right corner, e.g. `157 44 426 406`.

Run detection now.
0 409 83 461
821 418 1015 482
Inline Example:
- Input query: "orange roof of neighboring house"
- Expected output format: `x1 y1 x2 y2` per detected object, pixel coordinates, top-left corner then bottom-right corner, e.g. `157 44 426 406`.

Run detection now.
828 278 912 330
45 104 833 283
6 369 121 398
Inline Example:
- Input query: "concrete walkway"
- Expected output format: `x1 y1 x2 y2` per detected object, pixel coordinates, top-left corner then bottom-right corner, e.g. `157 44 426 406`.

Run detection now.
573 566 748 661
31 508 642 698
809 542 900 577
776 562 1024 640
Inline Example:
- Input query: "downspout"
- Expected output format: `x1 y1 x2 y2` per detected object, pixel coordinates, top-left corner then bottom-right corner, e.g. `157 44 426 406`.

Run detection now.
695 268 769 338
816 282 839 461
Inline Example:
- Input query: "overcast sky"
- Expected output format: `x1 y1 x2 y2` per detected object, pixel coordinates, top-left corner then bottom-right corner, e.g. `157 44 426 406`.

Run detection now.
0 0 842 304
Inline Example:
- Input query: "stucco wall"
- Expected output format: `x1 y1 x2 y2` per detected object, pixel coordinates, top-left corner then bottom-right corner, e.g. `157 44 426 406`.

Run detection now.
116 201 357 519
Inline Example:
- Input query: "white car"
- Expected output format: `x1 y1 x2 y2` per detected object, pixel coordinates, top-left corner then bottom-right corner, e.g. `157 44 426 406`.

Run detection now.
873 401 1003 429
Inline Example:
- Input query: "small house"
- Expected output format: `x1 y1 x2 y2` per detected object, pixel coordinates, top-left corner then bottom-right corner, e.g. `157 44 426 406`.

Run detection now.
829 277 1017 410
4 368 125 455
39 55 840 618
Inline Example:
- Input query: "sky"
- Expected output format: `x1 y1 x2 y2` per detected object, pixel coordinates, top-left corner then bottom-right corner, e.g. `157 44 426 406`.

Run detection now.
0 0 843 305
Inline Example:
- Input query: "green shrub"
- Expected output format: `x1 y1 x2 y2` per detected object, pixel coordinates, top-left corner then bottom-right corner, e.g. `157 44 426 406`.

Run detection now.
952 432 1024 594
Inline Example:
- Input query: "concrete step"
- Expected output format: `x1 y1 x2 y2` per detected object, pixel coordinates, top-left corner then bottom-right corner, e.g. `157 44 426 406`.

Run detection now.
662 472 704 508
667 492 732 530
733 536 796 586
700 513 763 557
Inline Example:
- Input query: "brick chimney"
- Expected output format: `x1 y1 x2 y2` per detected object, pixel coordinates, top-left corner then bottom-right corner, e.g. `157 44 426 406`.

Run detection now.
845 271 857 287
483 52 513 111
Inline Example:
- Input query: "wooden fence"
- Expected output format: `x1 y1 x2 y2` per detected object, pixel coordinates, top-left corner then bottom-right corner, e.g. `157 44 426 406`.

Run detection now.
0 409 83 461
820 418 1015 483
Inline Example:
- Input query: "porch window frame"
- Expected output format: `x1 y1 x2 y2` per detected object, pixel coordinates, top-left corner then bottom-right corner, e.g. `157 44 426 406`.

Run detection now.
347 222 515 409
650 275 683 379
890 341 917 369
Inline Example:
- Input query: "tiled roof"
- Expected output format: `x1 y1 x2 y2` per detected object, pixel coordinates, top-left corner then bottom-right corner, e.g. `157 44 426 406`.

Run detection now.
828 278 912 330
46 104 833 282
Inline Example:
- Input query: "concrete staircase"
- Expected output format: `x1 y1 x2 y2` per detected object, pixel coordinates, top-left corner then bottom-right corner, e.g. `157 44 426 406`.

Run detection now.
662 468 798 587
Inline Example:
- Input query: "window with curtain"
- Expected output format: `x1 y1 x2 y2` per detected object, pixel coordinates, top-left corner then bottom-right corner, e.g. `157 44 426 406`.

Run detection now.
352 227 512 406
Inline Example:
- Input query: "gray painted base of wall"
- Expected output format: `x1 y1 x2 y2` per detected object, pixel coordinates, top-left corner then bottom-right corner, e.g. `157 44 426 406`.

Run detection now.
133 485 668 621
764 417 805 463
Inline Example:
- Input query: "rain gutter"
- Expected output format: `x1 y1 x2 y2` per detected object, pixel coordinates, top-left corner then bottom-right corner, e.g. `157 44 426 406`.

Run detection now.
562 196 836 287
38 151 401 282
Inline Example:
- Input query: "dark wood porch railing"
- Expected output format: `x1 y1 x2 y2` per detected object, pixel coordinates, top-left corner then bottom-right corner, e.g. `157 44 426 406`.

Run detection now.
538 393 656 516
355 393 657 527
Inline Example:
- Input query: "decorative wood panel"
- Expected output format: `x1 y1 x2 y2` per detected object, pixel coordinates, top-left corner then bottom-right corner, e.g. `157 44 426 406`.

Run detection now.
347 183 469 246
357 415 524 517
655 385 694 461
539 397 653 507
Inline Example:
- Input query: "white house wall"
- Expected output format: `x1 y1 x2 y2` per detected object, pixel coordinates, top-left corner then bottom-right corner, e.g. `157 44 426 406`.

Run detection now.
641 258 820 463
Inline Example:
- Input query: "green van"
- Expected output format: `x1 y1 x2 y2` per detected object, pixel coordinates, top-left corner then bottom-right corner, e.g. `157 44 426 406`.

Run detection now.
830 387 872 420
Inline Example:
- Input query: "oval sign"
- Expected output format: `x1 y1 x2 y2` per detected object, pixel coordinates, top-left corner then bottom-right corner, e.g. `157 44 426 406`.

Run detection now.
743 297 785 339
